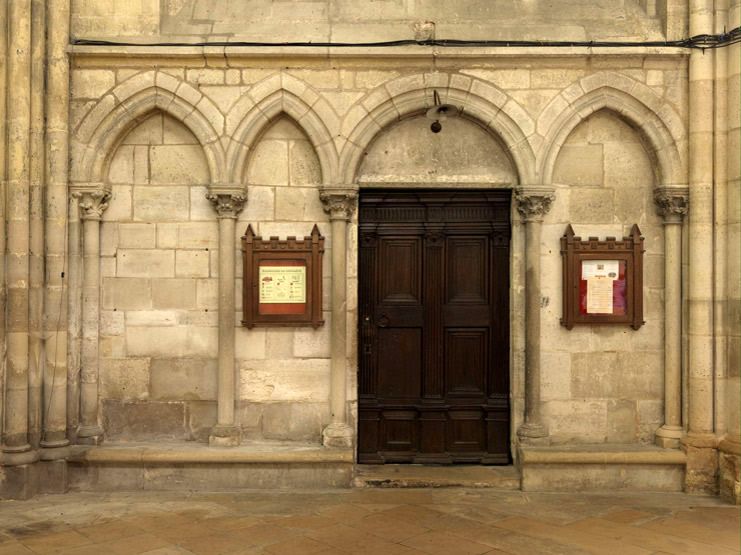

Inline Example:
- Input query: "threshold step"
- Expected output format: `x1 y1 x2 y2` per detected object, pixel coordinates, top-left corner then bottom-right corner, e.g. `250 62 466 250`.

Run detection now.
353 464 520 489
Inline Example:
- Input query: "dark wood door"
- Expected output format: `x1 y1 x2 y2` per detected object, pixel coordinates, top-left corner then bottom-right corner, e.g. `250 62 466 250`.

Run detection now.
358 190 511 464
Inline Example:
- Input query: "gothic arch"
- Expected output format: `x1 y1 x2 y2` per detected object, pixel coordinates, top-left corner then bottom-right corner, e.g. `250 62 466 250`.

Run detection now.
537 72 687 187
72 70 226 186
225 73 339 185
338 73 537 185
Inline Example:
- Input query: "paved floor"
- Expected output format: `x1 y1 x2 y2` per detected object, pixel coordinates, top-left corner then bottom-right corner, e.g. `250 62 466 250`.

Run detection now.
0 489 738 554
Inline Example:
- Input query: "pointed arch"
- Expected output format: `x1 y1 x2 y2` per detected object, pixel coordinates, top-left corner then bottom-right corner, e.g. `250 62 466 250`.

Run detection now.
337 73 537 186
537 72 687 187
72 70 226 185
225 73 339 185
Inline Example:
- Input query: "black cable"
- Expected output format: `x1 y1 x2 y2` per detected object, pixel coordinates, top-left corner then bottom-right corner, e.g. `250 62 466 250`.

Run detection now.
72 28 741 50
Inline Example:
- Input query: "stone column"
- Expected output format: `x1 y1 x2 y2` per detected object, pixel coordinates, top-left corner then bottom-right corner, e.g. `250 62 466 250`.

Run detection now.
66 194 82 442
76 189 110 444
3 0 33 461
41 0 71 453
320 188 357 448
207 192 246 447
515 187 554 444
683 0 718 494
0 0 9 456
654 187 689 449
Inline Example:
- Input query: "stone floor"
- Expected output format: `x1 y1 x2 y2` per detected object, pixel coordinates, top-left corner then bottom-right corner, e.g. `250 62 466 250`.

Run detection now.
0 489 738 554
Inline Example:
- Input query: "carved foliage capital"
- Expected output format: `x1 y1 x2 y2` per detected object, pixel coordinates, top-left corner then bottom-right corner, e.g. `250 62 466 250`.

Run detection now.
319 189 358 221
653 187 689 222
207 192 247 219
515 187 555 222
75 190 111 221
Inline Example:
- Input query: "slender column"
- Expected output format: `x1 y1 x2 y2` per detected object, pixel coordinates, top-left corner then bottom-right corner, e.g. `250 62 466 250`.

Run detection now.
66 194 82 442
683 0 718 494
3 0 33 459
41 0 71 452
0 0 9 457
515 187 554 444
28 0 45 449
76 189 109 444
207 192 246 447
320 188 357 448
654 187 689 449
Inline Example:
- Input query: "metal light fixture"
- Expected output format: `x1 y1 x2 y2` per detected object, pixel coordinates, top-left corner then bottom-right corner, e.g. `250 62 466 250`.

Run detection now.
426 90 462 133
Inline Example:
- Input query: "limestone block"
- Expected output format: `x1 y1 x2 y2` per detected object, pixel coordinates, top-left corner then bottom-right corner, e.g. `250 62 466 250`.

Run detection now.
544 400 608 444
606 399 638 443
176 251 210 278
123 113 164 146
510 90 560 118
196 279 218 309
126 326 189 357
354 71 399 89
266 329 294 358
126 310 179 327
100 224 119 257
200 86 242 114
134 186 190 222
156 224 178 248
164 116 199 145
187 326 218 358
183 311 218 327
637 400 663 443
118 249 175 278
177 222 218 249
275 187 312 220
288 70 339 90
552 145 604 186
540 350 571 401
241 69 278 85
118 223 156 248
100 358 150 401
571 352 620 398
152 278 196 309
100 337 127 358
133 146 150 184
239 186 275 222
102 277 152 310
108 146 135 184
150 358 217 401
603 142 655 190
262 402 329 441
246 140 290 186
72 69 116 99
644 254 664 289
569 188 614 223
102 186 133 222
190 186 215 221
293 327 331 358
102 400 186 441
186 68 225 85
149 145 210 185
235 328 267 360
615 352 662 399
239 359 331 402
289 141 322 186
186 401 218 442
100 310 125 336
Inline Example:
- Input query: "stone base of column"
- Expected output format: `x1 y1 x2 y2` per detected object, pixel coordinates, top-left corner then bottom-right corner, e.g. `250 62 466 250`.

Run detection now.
0 464 39 500
655 425 683 449
209 424 241 447
323 422 354 448
517 422 549 446
719 436 741 504
77 425 104 445
681 433 719 494
38 460 69 495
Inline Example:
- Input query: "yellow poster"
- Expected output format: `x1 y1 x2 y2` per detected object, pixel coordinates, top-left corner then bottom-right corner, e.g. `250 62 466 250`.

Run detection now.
259 266 306 304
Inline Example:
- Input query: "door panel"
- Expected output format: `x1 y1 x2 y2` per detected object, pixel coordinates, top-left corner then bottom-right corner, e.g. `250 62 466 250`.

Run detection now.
358 190 511 464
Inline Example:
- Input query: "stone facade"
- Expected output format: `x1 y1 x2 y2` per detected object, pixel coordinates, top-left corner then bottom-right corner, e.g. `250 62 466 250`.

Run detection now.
0 0 739 501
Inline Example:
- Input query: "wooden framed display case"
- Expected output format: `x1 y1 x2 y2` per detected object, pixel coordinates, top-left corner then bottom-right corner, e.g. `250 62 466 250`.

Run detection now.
560 224 644 330
241 224 325 328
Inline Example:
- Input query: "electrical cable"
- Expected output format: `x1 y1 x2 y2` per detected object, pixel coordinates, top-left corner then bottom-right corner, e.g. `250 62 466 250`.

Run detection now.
72 28 741 50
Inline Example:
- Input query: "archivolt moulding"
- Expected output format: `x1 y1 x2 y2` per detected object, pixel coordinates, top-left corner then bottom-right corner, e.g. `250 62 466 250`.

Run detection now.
537 71 687 188
225 72 339 185
337 72 537 186
72 70 226 186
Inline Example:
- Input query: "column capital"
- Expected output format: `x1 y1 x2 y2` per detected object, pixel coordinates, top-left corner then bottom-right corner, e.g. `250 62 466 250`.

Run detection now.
207 191 247 219
514 186 555 222
319 188 358 221
75 189 111 221
654 186 689 223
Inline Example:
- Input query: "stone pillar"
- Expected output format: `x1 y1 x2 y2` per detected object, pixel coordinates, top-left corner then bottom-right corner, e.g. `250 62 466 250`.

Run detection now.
66 194 82 442
41 0 71 454
683 0 718 494
514 187 554 444
320 188 357 448
207 192 246 447
0 0 9 455
76 189 110 444
3 0 33 460
654 187 689 449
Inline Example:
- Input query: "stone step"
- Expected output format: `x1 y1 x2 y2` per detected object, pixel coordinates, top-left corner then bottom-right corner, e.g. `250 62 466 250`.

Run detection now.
353 464 521 489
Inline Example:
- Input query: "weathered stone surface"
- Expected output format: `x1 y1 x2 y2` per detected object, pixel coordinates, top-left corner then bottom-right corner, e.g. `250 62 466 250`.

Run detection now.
261 402 329 442
102 400 186 441
100 358 150 401
150 358 217 401
152 278 197 309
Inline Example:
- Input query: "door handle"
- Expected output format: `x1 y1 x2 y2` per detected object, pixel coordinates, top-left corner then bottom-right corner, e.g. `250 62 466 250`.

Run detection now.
377 313 390 328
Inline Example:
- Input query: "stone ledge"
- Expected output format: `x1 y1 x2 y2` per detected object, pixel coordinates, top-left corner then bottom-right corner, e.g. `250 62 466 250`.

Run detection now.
520 444 687 465
68 441 353 465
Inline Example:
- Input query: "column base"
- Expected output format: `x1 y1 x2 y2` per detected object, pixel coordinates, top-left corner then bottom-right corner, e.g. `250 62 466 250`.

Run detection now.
517 422 550 446
209 424 241 447
655 425 683 449
719 435 741 504
681 432 719 494
77 425 104 445
323 422 354 448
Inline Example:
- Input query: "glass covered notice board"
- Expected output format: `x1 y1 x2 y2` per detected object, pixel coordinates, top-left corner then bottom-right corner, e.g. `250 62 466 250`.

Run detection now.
561 224 644 330
241 225 324 328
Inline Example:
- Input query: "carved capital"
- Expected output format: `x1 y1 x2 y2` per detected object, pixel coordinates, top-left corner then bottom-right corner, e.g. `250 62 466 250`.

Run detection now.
76 190 111 221
654 187 689 223
319 188 358 221
207 192 246 219
515 187 555 223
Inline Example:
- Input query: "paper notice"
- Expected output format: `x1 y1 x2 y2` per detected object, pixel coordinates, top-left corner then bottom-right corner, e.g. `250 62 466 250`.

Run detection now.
259 266 306 304
586 277 614 314
582 260 620 280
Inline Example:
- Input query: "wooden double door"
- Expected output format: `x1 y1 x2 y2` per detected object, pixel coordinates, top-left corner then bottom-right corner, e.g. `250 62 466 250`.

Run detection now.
358 190 511 464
